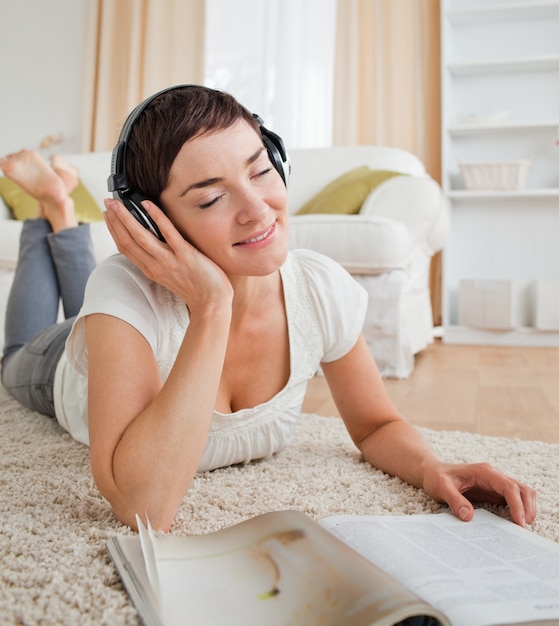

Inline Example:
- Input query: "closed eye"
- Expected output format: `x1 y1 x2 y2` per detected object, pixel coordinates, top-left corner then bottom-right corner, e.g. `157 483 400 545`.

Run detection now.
252 167 273 179
198 194 224 209
198 167 273 208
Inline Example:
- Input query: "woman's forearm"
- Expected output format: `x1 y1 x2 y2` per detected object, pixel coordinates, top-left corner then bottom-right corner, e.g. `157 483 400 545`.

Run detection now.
106 306 232 530
357 418 440 490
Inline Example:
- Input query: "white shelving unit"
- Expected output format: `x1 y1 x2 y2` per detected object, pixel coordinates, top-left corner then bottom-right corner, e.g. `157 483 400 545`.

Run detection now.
441 0 559 346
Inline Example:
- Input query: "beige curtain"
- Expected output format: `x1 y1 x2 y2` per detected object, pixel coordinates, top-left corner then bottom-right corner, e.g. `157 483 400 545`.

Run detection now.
334 0 442 324
81 0 206 152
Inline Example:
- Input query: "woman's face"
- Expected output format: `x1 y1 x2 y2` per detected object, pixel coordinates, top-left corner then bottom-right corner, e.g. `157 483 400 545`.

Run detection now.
160 120 289 278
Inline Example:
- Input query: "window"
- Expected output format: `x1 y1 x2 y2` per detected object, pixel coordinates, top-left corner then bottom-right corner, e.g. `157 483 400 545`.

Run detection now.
205 0 337 149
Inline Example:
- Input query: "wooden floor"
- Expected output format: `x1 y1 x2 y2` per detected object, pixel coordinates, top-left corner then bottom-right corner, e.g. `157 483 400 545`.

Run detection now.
302 339 559 444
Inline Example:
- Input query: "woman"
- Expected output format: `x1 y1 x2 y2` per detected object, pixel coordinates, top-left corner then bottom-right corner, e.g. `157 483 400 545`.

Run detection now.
1 85 536 531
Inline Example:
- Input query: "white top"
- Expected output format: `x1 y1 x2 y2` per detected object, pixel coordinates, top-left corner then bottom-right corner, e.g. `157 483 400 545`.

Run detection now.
54 249 368 472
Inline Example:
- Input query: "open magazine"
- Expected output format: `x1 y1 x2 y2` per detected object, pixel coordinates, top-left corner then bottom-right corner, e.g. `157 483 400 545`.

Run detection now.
106 509 559 626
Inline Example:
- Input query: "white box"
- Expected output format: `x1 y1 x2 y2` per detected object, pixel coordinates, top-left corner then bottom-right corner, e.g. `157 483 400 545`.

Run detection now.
458 279 521 329
533 280 559 331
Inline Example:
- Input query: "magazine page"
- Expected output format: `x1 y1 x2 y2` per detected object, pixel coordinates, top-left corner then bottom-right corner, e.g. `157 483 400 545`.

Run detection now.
320 509 559 626
145 510 450 626
106 535 163 626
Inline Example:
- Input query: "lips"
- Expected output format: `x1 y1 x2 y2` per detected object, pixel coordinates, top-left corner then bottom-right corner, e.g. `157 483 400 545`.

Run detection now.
235 222 276 246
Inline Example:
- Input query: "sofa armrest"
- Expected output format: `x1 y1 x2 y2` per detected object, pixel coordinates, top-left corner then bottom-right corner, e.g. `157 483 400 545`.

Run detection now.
0 219 22 268
62 151 113 210
360 175 449 254
288 214 412 275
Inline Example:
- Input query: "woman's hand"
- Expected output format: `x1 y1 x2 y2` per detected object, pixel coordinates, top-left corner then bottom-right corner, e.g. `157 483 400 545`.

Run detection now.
421 460 537 527
104 198 233 311
322 338 538 529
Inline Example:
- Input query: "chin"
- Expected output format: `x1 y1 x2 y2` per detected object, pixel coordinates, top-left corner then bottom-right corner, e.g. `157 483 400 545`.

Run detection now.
233 245 289 278
254 248 289 276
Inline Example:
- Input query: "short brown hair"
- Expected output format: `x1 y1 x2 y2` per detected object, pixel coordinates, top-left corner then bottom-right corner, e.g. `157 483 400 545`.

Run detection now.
125 85 259 208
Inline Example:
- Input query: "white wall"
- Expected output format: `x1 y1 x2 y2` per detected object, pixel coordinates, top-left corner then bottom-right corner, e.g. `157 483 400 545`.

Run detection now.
0 0 87 156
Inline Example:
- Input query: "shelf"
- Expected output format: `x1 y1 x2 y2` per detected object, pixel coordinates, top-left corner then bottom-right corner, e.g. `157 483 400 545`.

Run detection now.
443 325 559 348
441 1 559 344
445 1 559 24
447 54 559 76
447 120 559 136
447 188 559 200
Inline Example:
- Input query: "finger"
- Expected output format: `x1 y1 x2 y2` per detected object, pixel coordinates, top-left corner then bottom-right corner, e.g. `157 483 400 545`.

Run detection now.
104 198 140 239
103 202 143 260
103 210 163 284
104 199 165 263
104 198 154 242
140 200 189 249
467 470 534 528
425 470 476 522
499 480 528 527
443 483 475 522
480 469 535 528
103 201 131 248
430 463 533 527
520 484 537 525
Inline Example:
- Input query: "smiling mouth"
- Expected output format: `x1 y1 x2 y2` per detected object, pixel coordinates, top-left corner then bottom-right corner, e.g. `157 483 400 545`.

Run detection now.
235 222 276 245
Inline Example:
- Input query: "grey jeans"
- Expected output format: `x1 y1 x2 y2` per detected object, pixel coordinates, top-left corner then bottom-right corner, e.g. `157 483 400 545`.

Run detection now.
1 219 96 416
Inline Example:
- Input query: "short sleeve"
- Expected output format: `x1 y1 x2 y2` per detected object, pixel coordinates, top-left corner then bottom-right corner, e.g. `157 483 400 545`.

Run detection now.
292 249 368 362
65 254 161 376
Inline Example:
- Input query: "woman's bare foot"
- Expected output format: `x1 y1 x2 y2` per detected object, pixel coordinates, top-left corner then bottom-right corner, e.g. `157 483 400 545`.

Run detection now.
0 149 77 231
51 154 79 194
0 149 66 202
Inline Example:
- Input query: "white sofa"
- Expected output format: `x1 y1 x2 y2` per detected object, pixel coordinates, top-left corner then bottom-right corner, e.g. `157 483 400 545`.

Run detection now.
0 146 449 377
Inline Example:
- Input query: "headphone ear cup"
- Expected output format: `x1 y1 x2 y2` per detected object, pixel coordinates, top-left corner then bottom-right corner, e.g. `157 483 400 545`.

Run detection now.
119 189 165 242
253 114 290 187
262 133 290 186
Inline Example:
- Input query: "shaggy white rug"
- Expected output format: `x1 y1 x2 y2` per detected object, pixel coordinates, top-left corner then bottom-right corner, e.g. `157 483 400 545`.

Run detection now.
1 383 558 626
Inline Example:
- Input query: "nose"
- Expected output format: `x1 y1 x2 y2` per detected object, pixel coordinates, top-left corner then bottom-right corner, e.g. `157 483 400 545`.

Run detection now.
235 184 268 224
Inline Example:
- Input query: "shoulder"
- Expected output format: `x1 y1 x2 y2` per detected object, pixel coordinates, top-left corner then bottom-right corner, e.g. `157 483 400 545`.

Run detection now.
68 254 184 374
286 247 349 279
284 250 368 363
85 253 170 307
79 253 178 345
286 248 365 300
87 253 147 289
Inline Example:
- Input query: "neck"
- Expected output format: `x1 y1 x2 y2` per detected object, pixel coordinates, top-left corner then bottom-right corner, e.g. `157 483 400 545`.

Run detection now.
229 270 282 321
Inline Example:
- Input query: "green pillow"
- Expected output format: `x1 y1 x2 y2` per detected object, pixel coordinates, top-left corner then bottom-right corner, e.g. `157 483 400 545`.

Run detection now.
295 166 402 216
0 177 103 223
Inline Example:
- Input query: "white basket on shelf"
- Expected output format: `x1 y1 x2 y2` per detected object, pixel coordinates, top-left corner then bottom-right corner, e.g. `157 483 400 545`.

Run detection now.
459 159 533 191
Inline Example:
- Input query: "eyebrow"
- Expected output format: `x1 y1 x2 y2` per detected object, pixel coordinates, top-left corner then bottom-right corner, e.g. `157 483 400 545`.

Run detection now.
179 146 267 197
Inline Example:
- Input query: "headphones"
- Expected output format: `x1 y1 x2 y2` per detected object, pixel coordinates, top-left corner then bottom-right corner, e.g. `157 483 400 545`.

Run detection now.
107 84 290 242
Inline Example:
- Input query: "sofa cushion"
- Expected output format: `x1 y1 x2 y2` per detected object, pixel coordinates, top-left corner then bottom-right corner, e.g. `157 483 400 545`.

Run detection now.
0 177 103 223
295 166 402 216
289 214 412 275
